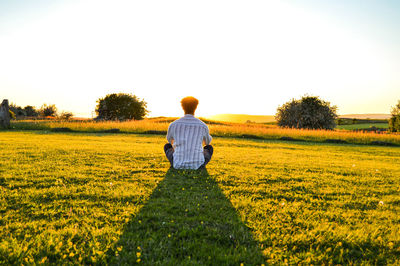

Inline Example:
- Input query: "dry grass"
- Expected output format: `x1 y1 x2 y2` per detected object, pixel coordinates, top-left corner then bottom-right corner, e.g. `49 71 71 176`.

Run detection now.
209 123 400 144
9 118 400 145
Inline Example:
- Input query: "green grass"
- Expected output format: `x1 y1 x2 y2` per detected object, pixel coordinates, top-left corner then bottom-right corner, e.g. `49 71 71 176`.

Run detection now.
337 123 389 130
1 131 400 264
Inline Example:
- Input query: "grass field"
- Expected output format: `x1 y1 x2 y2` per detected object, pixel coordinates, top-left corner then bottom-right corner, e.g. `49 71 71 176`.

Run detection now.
337 123 389 130
1 131 400 264
10 119 400 146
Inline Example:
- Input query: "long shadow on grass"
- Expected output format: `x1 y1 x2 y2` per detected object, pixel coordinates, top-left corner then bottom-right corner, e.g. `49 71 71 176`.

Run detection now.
106 168 265 265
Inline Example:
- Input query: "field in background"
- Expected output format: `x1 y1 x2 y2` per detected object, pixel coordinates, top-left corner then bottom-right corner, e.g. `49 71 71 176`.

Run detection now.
339 114 391 120
9 118 400 146
0 132 399 264
206 114 276 123
337 117 389 131
205 113 392 123
337 123 389 130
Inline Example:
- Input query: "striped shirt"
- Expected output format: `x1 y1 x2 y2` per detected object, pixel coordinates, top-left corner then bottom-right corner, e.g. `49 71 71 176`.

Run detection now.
167 114 212 169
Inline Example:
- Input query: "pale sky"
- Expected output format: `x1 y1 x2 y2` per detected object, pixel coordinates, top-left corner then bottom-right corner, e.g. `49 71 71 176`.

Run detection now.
0 0 399 117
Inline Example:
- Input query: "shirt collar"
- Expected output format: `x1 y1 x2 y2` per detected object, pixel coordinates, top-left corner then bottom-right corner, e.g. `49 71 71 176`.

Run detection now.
184 114 194 117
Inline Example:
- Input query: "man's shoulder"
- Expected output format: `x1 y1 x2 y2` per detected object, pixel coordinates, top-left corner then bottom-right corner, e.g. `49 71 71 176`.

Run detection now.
169 117 185 126
188 116 209 128
169 116 208 128
196 118 209 128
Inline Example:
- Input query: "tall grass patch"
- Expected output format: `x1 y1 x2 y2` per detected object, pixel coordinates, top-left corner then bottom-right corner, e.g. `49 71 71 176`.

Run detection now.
10 119 400 145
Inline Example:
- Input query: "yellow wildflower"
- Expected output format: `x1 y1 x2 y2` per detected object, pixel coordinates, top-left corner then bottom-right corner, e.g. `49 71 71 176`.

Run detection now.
39 257 47 264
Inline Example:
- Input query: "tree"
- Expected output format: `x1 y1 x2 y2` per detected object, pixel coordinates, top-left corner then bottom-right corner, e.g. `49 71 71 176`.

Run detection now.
24 106 39 117
7 104 39 118
389 100 400 132
9 104 25 117
95 93 148 121
40 104 58 117
275 95 337 130
60 111 74 120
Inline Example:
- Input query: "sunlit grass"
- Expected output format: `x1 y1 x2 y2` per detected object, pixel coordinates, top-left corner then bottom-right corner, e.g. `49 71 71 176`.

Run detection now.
0 132 399 264
10 118 400 145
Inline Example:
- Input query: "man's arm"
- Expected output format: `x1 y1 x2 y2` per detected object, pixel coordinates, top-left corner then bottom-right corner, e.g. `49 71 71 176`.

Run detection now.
166 123 174 144
203 126 212 145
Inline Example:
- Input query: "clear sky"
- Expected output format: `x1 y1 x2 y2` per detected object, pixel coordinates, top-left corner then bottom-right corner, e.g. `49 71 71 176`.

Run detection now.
0 0 399 117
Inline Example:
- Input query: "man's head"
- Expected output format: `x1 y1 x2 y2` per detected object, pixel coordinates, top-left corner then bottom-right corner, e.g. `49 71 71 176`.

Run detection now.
181 96 199 115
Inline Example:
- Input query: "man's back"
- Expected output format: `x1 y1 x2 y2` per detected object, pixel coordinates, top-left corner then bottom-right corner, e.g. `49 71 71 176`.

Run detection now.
167 114 212 169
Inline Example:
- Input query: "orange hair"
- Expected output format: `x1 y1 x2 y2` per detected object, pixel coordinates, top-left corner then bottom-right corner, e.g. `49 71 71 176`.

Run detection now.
181 96 199 114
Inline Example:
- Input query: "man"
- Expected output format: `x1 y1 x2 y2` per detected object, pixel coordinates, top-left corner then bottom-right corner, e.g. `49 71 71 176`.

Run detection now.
164 96 213 170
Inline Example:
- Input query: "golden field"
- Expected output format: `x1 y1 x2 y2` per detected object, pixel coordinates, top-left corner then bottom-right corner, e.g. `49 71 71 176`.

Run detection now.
9 118 400 146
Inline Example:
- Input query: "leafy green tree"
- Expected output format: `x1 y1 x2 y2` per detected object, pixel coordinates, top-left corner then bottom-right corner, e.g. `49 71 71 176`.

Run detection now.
389 100 400 132
9 104 25 117
40 104 58 117
24 106 39 117
8 104 39 118
275 95 337 130
95 93 148 121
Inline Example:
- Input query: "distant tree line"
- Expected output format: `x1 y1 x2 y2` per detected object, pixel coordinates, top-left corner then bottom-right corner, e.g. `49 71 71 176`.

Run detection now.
9 92 149 122
8 92 399 132
9 103 73 120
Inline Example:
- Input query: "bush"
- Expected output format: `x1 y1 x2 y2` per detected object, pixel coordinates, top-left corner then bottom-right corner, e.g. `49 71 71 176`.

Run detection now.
9 104 25 117
59 111 74 120
40 104 58 117
95 93 148 121
8 104 39 118
275 95 337 130
24 106 39 117
389 101 400 132
9 110 16 120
